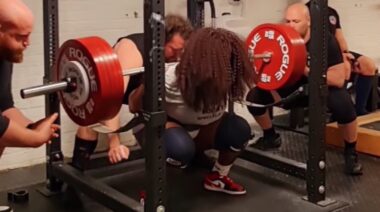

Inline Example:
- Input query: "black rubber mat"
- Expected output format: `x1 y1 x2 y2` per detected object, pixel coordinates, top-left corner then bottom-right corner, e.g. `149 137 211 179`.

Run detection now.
262 129 380 212
273 112 380 212
101 161 349 212
0 162 345 212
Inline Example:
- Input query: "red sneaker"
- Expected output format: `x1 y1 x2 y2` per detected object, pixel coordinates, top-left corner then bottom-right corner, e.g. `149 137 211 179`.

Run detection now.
139 190 146 206
204 171 246 195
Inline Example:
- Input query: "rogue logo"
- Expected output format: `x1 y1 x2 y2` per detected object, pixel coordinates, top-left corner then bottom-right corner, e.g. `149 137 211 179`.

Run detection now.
275 34 290 81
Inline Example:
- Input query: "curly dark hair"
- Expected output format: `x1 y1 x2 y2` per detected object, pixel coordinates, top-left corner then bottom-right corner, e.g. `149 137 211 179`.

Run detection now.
176 27 255 112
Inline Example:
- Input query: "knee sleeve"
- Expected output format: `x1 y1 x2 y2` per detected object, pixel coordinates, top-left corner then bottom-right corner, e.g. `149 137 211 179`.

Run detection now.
162 127 195 165
328 87 357 124
246 88 274 116
214 114 252 152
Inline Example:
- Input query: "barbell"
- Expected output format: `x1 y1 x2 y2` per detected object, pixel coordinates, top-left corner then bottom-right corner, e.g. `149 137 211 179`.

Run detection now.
21 37 173 126
20 24 307 126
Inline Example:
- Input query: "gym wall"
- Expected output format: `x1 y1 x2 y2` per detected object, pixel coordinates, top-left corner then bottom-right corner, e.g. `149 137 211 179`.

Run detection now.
0 0 144 170
328 0 380 64
0 0 378 171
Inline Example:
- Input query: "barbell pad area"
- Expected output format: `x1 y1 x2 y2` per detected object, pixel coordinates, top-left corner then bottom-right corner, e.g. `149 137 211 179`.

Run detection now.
246 23 307 90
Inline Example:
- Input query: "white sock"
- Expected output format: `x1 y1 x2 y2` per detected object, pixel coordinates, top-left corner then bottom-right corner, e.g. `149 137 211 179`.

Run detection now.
212 161 232 176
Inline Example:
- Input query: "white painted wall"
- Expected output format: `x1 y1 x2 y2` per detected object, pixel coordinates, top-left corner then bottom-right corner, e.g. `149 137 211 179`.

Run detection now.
0 0 144 170
1 0 379 171
328 0 380 64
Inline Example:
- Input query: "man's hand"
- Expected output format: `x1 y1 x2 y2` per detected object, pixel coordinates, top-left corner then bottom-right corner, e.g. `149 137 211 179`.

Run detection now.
108 144 130 164
0 113 59 148
343 52 355 61
29 113 60 147
343 52 360 73
304 66 310 77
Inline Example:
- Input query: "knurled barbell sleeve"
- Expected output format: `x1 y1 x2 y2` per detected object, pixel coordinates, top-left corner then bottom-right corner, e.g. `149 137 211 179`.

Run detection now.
20 81 71 98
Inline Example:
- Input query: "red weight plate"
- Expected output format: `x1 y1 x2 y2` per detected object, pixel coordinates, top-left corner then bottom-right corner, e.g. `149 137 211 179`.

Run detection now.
56 36 124 126
84 37 124 123
92 38 124 122
246 24 307 90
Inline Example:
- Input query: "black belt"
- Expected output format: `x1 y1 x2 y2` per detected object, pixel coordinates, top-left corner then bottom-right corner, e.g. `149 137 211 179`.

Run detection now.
167 116 201 132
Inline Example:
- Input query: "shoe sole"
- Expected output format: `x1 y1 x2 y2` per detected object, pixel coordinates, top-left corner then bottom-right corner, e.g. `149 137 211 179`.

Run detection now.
204 184 246 195
250 141 282 151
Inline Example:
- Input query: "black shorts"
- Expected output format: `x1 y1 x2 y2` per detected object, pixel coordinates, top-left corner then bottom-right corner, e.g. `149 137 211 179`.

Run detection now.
246 77 356 124
122 73 144 105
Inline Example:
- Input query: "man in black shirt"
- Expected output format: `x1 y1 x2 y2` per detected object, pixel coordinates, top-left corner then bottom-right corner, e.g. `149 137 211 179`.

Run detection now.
246 3 362 175
0 2 60 210
0 0 59 154
306 1 377 115
72 15 193 168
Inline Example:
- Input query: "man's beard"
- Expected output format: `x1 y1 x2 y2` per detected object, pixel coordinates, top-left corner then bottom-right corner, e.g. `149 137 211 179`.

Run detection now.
0 46 24 63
